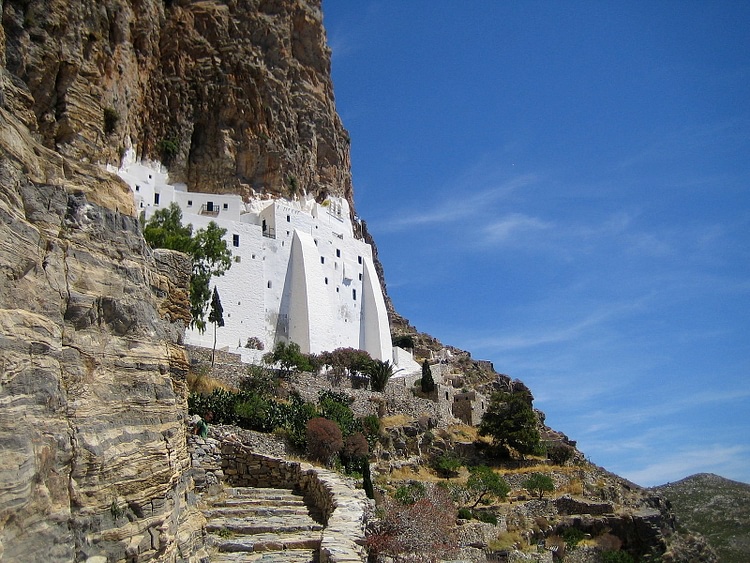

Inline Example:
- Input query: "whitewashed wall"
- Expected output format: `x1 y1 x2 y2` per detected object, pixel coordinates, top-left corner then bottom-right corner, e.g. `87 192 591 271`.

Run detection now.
115 159 394 362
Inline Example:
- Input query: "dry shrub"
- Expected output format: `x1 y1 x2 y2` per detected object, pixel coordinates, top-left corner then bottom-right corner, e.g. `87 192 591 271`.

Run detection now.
306 417 343 465
489 531 523 551
381 414 412 429
596 533 622 551
367 483 458 562
559 478 584 495
187 370 233 394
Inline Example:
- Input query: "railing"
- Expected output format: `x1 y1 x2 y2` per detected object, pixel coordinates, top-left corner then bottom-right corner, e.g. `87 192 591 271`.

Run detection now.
262 227 276 239
199 204 219 216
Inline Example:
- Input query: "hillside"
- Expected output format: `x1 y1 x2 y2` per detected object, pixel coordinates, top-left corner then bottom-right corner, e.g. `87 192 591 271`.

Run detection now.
653 473 750 563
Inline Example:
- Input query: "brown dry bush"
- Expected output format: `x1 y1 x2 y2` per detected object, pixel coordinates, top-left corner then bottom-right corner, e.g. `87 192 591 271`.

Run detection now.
367 484 458 562
306 417 343 466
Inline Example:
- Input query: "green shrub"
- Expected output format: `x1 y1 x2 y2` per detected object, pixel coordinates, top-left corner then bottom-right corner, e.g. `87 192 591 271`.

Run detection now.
158 137 180 164
475 511 498 525
368 359 394 392
601 551 634 563
562 527 585 549
457 507 472 520
394 482 426 505
391 334 415 349
433 452 462 478
548 443 575 465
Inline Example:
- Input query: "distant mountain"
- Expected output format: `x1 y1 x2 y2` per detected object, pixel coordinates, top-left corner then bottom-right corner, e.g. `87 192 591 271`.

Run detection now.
653 473 750 563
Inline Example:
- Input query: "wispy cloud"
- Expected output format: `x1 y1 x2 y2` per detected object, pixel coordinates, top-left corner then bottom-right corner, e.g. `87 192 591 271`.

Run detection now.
375 173 537 232
482 213 552 243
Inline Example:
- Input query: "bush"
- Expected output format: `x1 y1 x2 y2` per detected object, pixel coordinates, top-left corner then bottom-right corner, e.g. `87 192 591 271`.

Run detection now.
158 137 179 164
244 336 264 350
392 334 415 349
341 432 369 473
458 507 472 520
562 527 585 549
421 360 435 393
360 414 381 449
601 551 634 563
318 392 357 437
522 473 555 499
368 359 394 392
548 443 575 465
367 484 458 560
240 364 277 397
433 452 462 478
466 466 510 508
394 482 426 505
306 417 343 466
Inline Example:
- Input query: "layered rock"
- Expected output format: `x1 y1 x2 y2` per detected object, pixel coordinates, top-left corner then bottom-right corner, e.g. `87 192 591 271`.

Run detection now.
0 93 203 560
1 0 351 205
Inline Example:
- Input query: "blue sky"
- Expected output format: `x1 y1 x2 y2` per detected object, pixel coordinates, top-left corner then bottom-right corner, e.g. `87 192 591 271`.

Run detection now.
321 1 750 487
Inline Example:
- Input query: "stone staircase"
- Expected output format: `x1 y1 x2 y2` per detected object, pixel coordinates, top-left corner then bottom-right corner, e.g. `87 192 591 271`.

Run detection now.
203 486 325 562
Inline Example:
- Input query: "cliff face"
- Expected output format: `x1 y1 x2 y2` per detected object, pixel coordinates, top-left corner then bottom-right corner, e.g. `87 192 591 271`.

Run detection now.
2 0 351 204
0 63 203 563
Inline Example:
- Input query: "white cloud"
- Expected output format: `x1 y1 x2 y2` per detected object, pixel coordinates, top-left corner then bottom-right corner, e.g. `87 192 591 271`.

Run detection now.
482 213 552 243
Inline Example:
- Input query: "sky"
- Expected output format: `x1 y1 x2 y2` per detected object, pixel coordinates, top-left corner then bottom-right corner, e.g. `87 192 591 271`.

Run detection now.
321 0 750 488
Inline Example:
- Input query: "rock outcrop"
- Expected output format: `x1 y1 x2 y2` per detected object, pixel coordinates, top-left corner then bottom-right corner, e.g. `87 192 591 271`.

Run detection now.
2 0 351 205
0 88 203 561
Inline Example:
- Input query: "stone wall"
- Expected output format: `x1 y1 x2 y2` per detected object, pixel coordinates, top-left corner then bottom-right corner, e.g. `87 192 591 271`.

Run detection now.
216 438 370 563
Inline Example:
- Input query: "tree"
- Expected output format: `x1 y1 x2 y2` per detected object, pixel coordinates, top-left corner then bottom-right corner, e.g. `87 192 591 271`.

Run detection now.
433 452 462 479
478 390 540 458
368 359 394 392
465 465 510 508
262 341 312 378
522 473 555 499
208 286 224 366
421 359 435 393
143 204 232 332
190 221 232 332
143 203 193 253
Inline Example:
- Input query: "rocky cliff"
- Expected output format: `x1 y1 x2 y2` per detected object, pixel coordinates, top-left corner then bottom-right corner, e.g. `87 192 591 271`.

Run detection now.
2 0 351 204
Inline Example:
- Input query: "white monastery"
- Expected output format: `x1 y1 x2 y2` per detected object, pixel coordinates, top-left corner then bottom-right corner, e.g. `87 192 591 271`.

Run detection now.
113 153 419 372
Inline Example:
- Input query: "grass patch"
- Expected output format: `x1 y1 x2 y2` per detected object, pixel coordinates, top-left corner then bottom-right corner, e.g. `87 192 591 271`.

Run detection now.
380 414 412 429
187 370 235 394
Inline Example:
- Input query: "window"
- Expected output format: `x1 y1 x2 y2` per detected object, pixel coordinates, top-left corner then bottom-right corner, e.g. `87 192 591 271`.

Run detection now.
267 281 272 289
352 289 357 300
324 277 328 284
320 257 325 264
223 203 229 210
135 185 140 192
206 201 214 211
154 193 160 204
232 234 240 247
187 200 192 206
358 256 362 264
336 249 341 258
234 256 241 263
286 215 291 222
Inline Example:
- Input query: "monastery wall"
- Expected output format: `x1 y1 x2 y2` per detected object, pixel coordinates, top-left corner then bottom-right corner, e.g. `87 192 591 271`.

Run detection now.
115 157 393 361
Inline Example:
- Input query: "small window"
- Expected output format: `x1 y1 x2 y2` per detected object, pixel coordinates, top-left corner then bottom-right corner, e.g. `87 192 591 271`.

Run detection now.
353 289 357 300
267 281 272 289
135 185 140 192
286 215 291 222
148 174 153 179
336 287 339 293
358 256 362 264
223 203 229 210
320 257 325 264
139 202 144 208
187 200 192 206
154 193 160 205
286 231 290 236
252 254 256 259
232 234 240 247
336 249 341 258
234 256 241 263
324 277 328 285
314 239 318 245
359 273 362 281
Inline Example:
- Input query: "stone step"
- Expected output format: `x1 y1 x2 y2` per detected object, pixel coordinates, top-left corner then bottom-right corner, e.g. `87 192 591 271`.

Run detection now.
210 531 322 553
206 515 323 535
211 549 318 562
203 506 313 519
224 487 303 501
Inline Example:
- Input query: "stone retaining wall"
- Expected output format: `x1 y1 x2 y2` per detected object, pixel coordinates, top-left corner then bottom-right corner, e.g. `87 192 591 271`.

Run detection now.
212 436 369 562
